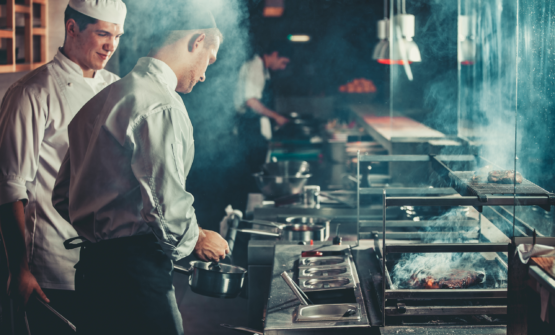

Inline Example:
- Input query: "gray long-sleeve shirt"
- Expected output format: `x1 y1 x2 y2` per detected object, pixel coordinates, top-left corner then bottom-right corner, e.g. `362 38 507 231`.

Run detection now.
53 57 199 261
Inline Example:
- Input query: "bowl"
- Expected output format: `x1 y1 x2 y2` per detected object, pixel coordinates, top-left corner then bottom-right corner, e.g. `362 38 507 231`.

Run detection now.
253 173 311 199
261 161 310 176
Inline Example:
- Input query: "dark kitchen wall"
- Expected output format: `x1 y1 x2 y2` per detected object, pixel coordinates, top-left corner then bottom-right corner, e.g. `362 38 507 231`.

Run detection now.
248 0 388 99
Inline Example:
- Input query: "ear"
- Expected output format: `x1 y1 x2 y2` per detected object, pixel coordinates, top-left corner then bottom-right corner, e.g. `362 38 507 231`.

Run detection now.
188 33 206 52
65 19 79 38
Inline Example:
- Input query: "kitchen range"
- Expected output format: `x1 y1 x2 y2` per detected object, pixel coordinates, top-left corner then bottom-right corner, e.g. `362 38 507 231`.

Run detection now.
1 0 555 335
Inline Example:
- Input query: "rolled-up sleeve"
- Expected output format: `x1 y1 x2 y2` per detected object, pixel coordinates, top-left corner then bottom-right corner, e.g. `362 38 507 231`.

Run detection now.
0 85 45 206
52 150 71 222
130 107 198 261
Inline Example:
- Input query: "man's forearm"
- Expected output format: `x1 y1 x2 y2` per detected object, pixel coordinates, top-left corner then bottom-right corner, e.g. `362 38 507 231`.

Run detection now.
245 98 282 120
0 201 29 274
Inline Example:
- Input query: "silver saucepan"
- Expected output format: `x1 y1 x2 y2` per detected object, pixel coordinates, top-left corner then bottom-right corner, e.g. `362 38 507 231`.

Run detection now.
235 219 326 242
283 216 332 240
174 261 247 299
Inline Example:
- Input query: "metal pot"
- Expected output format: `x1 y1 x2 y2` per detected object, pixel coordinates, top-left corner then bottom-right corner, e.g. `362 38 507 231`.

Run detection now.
173 261 247 299
253 173 311 199
236 219 326 242
254 161 311 199
283 216 332 240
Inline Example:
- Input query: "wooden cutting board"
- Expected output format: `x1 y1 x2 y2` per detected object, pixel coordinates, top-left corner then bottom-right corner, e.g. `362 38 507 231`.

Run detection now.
531 256 555 279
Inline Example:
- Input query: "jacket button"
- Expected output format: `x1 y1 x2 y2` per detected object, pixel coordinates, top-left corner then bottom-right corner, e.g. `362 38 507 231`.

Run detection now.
68 82 73 87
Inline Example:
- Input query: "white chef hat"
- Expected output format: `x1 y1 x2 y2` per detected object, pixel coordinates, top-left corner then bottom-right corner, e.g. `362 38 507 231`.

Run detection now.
68 0 127 26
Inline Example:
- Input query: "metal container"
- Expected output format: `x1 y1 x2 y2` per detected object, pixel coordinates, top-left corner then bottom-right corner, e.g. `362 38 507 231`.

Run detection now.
300 276 356 291
295 303 361 322
254 161 311 199
174 261 247 299
284 216 331 240
262 161 310 176
253 173 311 199
325 139 347 163
300 267 348 277
300 256 345 267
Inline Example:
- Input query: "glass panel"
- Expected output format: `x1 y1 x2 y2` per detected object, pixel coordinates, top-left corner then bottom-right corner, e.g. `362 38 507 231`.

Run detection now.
514 0 555 237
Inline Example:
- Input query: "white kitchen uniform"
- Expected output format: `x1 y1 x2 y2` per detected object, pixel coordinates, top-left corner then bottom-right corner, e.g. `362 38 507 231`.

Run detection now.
52 57 199 261
234 55 272 140
0 49 119 290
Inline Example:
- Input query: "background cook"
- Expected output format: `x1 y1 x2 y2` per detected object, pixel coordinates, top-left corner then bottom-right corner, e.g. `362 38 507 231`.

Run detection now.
0 0 125 333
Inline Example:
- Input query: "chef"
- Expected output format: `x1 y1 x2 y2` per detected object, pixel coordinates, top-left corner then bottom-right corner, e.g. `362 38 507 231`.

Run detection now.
52 6 228 335
234 43 291 173
0 0 125 333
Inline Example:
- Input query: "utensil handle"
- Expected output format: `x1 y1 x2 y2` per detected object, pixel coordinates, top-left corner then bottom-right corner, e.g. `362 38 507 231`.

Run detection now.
233 228 281 237
220 324 263 334
36 297 76 332
241 219 282 228
173 264 193 275
280 272 309 305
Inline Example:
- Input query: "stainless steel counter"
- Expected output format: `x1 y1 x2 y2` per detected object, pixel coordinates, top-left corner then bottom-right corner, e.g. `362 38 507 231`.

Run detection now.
264 244 371 335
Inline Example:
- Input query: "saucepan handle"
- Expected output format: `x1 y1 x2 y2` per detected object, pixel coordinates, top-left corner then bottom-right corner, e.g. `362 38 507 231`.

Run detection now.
173 264 193 275
232 228 281 238
241 219 283 228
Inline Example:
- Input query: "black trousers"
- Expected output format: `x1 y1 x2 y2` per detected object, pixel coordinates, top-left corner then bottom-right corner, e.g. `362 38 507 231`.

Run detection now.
26 289 77 335
74 234 183 335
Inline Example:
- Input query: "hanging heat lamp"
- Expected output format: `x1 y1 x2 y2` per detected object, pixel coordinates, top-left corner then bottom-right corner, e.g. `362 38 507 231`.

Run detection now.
372 0 390 63
374 0 421 67
458 15 475 65
391 0 421 64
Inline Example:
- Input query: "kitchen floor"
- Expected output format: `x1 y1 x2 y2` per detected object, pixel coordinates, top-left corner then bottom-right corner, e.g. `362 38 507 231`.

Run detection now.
174 270 249 335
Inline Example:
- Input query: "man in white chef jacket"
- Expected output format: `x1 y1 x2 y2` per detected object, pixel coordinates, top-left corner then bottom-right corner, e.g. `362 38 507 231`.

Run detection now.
52 5 229 335
234 44 291 171
0 0 125 333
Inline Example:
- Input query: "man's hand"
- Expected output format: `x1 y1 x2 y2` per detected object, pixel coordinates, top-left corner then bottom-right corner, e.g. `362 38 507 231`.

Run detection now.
273 114 289 126
9 268 49 306
194 228 229 262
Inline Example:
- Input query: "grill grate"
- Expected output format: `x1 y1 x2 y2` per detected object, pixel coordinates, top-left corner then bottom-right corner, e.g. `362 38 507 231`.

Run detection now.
450 171 550 196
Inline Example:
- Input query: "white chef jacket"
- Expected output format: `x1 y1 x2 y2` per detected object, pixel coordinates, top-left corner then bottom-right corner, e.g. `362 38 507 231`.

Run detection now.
233 55 273 140
0 49 119 290
52 57 199 261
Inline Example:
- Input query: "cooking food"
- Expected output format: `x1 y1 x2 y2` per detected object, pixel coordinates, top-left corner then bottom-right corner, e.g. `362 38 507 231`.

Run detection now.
470 175 482 183
408 269 485 289
338 78 376 93
487 170 523 184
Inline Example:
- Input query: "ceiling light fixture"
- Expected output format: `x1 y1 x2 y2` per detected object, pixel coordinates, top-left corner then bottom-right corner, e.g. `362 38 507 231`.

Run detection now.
392 0 421 64
374 0 421 76
372 0 390 62
288 34 311 42
458 15 475 65
263 0 284 17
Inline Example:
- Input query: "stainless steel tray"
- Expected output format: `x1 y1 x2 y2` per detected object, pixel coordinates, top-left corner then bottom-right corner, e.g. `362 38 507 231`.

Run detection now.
299 255 348 267
299 275 356 291
295 303 361 322
299 266 349 277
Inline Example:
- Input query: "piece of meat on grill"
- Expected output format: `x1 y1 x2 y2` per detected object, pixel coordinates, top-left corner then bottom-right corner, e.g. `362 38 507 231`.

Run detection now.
488 170 523 184
408 269 485 289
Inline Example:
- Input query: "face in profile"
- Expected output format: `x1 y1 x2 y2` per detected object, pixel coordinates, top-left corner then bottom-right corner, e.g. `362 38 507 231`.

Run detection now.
268 51 290 71
71 19 124 71
177 35 220 94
